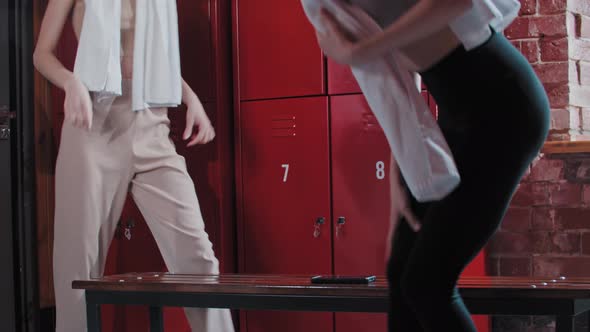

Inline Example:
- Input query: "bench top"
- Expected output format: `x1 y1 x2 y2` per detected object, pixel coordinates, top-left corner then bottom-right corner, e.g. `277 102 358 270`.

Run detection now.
73 273 590 299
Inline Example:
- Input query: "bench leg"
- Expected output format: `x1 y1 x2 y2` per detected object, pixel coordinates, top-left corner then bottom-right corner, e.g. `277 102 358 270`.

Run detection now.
149 306 164 332
86 302 102 332
556 315 575 332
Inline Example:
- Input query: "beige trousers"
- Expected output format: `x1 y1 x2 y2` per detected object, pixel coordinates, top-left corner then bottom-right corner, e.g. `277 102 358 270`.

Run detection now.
53 84 234 332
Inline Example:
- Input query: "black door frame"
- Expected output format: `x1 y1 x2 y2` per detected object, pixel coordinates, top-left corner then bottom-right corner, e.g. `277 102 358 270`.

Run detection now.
2 0 39 331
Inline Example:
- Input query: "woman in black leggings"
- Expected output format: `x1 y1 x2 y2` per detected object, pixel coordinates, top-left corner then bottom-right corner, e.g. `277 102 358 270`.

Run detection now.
315 0 550 331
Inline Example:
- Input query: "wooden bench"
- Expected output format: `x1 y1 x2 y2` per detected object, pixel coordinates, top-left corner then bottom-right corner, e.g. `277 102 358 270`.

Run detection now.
73 274 590 332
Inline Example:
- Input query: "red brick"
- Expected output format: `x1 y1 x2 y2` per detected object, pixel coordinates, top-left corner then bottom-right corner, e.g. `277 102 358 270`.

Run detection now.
531 232 552 253
555 207 590 229
536 14 568 37
580 61 590 86
570 85 590 108
520 0 537 15
532 232 581 254
552 232 582 253
533 256 590 277
521 40 540 63
532 208 555 230
505 15 567 39
582 232 590 254
545 84 570 108
501 207 532 232
511 183 551 206
540 37 568 61
529 158 564 181
488 231 533 254
533 62 569 84
499 257 532 276
550 108 571 129
539 0 567 14
550 182 583 205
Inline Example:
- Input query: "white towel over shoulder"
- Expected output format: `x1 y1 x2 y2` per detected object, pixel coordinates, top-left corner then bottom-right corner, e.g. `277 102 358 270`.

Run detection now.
301 0 460 202
74 0 182 111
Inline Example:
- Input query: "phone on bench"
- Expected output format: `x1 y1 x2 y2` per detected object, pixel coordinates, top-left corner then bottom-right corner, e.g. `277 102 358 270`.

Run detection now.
311 275 377 284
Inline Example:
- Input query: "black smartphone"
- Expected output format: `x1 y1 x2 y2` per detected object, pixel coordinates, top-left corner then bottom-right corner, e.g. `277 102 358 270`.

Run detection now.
310 275 377 284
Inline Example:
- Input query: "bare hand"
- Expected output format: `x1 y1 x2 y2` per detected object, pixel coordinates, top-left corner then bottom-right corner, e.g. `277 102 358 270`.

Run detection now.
315 8 363 65
63 76 92 130
183 98 215 147
385 158 421 261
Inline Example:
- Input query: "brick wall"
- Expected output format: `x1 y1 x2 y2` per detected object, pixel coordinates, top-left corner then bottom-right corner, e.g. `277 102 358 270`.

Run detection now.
488 153 590 331
505 0 590 140
486 1 590 330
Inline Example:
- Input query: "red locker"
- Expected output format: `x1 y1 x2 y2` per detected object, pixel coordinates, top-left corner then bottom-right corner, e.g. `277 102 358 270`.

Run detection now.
111 199 191 332
331 95 389 332
327 59 361 95
178 0 215 103
239 97 333 332
234 0 325 100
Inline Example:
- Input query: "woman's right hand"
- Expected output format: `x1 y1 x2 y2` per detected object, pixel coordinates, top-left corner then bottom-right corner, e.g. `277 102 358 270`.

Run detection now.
63 76 93 130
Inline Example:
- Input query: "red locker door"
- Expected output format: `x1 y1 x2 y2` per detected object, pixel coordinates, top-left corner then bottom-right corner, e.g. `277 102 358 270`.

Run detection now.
327 59 361 95
331 95 489 332
239 97 333 332
331 95 389 332
178 0 215 103
235 0 325 100
112 199 191 332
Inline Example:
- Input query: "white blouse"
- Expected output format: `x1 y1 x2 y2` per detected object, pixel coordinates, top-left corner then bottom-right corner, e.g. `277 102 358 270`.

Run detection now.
348 0 521 51
450 0 521 50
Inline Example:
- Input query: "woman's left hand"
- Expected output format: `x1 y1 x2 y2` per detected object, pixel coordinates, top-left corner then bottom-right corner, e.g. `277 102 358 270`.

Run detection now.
316 9 365 66
183 98 216 147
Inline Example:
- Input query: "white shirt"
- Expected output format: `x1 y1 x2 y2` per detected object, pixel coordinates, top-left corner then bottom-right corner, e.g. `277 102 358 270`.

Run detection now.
348 0 521 51
73 0 182 111
302 0 461 202
451 0 521 50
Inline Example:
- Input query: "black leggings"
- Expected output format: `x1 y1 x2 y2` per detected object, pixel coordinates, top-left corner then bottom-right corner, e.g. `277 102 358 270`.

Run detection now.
387 30 550 332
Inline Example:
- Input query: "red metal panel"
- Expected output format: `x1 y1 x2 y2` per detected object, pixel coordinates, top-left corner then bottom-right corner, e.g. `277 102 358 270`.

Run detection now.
235 0 325 100
331 95 488 332
178 0 215 102
239 97 333 332
111 199 191 332
327 58 361 95
330 95 389 331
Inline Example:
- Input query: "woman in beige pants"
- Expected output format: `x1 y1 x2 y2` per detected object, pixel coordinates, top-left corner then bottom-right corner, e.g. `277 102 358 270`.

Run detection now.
33 0 235 331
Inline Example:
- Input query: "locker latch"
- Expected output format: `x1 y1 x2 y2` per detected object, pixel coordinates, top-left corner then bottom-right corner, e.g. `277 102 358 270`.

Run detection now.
336 217 346 237
314 217 326 238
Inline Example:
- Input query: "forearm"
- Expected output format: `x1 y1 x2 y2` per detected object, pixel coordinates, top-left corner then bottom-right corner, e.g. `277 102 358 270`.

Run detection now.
181 78 200 105
33 51 76 90
356 0 472 60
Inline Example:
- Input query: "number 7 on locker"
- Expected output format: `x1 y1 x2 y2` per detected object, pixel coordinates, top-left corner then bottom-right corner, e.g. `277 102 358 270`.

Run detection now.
282 164 290 183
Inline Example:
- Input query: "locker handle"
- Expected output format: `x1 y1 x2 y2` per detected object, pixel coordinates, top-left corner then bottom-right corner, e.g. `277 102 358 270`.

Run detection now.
314 217 325 238
336 217 346 238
